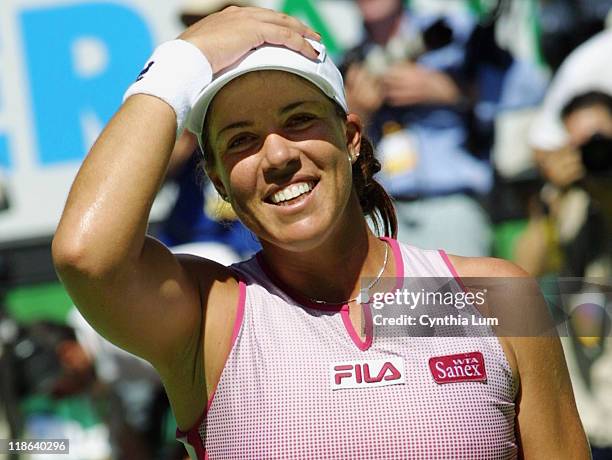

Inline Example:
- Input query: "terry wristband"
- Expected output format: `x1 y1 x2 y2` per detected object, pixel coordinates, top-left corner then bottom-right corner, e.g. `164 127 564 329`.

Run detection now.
123 39 213 134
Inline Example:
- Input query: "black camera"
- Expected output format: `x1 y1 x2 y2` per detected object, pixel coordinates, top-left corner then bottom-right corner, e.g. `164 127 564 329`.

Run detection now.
580 133 612 175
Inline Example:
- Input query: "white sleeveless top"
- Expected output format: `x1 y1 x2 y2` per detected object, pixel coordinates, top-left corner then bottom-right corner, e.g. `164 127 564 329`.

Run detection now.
177 238 518 459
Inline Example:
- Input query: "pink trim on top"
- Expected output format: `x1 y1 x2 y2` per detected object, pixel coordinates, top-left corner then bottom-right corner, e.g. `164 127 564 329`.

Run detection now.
175 278 248 459
255 238 402 352
188 429 207 460
341 303 373 351
338 238 402 352
255 252 344 311
230 279 248 347
381 236 405 283
256 238 404 311
438 249 468 292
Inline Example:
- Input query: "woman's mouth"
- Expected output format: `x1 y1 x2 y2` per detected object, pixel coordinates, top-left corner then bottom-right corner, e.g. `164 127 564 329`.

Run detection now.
268 181 317 206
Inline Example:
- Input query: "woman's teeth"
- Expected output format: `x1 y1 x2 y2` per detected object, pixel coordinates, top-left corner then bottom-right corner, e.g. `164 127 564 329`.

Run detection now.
270 181 314 205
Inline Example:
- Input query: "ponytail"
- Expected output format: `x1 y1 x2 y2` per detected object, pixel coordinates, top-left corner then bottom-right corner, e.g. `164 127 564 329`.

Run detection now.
351 136 398 238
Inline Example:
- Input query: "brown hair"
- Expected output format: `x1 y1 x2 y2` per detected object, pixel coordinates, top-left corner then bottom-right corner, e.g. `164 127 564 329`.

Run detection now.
200 102 397 238
351 135 397 238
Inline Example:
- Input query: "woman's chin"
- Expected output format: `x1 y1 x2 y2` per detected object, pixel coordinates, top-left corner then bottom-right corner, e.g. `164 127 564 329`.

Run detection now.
260 216 338 252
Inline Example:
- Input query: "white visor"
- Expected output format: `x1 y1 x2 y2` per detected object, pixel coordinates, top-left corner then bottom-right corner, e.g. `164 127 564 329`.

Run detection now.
185 39 348 149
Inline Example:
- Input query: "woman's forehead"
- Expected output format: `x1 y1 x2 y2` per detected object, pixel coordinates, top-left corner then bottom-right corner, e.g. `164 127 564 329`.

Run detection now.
209 71 328 121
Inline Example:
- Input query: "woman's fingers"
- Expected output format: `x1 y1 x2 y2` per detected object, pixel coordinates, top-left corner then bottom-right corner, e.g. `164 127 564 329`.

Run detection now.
239 7 321 41
256 22 319 60
179 7 320 73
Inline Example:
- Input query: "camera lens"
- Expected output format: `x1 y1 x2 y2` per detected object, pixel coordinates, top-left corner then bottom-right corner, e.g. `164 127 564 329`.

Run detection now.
580 133 612 174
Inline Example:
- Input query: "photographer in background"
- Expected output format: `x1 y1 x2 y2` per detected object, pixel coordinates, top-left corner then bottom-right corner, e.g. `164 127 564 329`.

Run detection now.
517 28 612 279
530 28 612 190
556 91 611 277
517 89 612 458
521 91 611 279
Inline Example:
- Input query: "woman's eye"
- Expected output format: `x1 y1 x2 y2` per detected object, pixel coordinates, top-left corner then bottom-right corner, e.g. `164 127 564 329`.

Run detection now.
287 114 316 128
228 134 254 150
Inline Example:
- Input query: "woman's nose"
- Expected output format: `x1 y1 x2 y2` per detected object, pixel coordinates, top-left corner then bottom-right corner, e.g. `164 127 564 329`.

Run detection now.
261 133 300 170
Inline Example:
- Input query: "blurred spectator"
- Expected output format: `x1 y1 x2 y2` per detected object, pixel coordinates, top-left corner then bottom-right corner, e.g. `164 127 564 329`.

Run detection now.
68 308 190 460
10 321 113 460
67 307 162 459
342 0 545 256
155 0 260 265
505 28 611 276
11 305 186 459
561 286 612 460
516 90 611 277
525 27 612 277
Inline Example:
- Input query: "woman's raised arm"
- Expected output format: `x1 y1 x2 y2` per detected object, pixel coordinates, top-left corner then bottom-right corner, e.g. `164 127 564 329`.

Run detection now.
52 7 320 369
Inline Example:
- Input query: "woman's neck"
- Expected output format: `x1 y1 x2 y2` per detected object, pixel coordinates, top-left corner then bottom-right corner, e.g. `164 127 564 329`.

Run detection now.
259 204 393 305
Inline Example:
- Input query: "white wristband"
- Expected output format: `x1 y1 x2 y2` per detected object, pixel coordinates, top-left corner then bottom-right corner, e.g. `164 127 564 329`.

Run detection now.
123 39 213 135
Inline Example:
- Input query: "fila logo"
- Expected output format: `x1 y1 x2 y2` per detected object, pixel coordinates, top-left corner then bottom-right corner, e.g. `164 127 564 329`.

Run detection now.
428 351 487 384
136 61 154 81
330 357 405 390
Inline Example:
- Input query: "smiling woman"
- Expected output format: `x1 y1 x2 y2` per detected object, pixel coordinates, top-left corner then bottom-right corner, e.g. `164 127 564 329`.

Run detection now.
51 6 589 460
199 69 394 252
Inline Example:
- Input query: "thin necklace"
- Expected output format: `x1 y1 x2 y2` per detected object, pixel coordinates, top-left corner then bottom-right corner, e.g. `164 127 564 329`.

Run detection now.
306 243 389 306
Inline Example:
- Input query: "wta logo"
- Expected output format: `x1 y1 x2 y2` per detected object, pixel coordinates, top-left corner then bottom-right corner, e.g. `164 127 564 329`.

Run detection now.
428 351 487 384
330 357 406 390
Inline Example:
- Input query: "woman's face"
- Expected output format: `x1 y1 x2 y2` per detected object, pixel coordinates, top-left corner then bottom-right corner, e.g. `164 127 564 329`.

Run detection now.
206 71 362 251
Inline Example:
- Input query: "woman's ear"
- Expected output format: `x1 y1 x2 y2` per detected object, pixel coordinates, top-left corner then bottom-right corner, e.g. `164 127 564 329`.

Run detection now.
345 113 363 164
205 164 230 201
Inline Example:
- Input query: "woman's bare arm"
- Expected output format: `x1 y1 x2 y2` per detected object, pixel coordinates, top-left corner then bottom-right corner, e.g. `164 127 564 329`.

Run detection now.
52 6 321 371
52 95 210 367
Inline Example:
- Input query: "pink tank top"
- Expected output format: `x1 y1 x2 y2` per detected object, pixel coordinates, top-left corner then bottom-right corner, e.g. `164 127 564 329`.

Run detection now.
177 238 518 459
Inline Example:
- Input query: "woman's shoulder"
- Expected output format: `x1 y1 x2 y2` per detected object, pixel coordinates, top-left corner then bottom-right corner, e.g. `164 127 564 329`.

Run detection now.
444 254 544 389
446 254 529 278
445 257 590 457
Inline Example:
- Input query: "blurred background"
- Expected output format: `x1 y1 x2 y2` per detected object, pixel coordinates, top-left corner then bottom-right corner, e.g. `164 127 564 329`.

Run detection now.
0 0 611 458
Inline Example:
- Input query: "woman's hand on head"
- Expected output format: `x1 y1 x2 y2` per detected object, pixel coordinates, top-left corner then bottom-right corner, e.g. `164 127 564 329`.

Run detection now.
179 6 321 74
